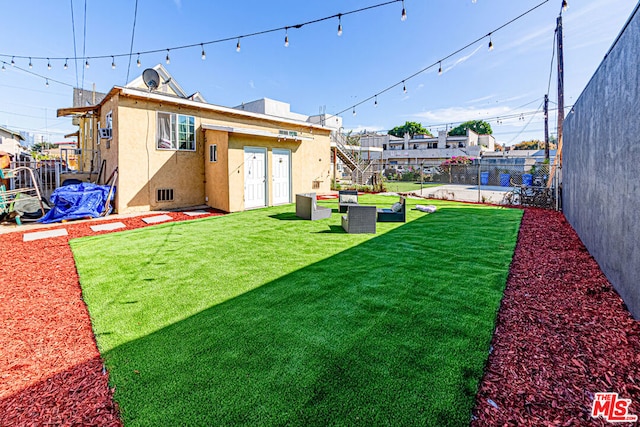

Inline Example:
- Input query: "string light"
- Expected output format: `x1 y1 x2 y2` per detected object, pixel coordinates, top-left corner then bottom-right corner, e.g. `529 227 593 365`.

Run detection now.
402 80 407 93
46 78 49 86
284 28 289 47
488 34 494 51
85 59 90 68
64 58 68 69
374 95 378 107
11 57 15 66
401 0 407 21
236 38 241 52
352 107 356 116
165 49 170 64
136 54 141 67
201 44 206 60
47 58 51 70
29 57 32 69
562 0 568 11
337 14 343 36
1 64 5 72
438 61 442 75
111 56 116 69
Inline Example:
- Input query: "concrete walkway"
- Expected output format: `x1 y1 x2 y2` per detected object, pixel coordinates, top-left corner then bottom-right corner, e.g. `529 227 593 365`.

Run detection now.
407 184 511 204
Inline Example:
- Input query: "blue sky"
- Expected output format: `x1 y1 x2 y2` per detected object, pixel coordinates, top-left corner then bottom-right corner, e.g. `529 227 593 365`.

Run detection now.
0 0 636 146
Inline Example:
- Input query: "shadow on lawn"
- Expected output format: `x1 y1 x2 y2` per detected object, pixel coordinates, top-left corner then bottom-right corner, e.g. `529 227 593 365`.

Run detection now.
98 206 522 426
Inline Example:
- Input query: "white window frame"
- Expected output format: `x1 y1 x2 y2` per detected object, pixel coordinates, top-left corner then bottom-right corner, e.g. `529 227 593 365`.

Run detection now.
157 112 195 151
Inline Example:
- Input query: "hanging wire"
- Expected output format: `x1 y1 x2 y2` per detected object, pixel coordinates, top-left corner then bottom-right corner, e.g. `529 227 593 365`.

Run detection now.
125 0 139 84
1 0 403 63
334 0 550 117
70 0 79 89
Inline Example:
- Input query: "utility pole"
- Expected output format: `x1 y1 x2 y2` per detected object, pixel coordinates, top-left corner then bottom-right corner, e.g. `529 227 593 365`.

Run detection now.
556 15 565 166
544 94 550 160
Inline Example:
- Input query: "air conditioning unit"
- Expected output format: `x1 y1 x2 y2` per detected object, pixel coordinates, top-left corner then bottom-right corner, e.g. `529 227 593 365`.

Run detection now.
98 128 112 139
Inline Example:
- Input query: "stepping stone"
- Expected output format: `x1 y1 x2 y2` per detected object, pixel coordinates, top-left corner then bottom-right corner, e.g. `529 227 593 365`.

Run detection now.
183 210 208 216
23 228 68 242
90 222 126 232
142 214 173 224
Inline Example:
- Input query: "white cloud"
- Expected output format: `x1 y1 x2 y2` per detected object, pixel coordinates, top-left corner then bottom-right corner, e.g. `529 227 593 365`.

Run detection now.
249 80 255 89
443 44 483 74
344 125 386 134
412 105 512 124
465 94 497 104
173 0 182 8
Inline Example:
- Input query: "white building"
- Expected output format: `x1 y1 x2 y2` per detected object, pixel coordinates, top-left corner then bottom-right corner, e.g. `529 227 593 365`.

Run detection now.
359 129 496 168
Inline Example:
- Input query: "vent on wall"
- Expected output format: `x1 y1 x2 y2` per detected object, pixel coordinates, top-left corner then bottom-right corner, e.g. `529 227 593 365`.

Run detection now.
156 188 174 202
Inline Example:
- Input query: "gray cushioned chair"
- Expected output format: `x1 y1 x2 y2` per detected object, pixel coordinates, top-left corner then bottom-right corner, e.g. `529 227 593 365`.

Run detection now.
338 190 359 213
341 205 377 234
377 196 406 222
295 193 332 220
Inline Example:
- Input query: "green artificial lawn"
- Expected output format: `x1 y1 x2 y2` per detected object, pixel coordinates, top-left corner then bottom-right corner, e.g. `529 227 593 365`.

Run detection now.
384 181 441 193
71 195 522 426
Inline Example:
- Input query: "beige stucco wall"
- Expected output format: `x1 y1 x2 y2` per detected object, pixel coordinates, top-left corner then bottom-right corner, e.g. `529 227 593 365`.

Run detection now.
109 97 205 212
102 91 330 213
204 130 230 212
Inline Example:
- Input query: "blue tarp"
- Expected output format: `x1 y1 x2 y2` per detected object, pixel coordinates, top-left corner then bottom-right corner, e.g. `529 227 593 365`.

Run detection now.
38 183 114 224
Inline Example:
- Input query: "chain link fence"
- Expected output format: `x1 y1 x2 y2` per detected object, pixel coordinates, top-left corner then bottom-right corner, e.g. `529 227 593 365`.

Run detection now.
382 161 561 210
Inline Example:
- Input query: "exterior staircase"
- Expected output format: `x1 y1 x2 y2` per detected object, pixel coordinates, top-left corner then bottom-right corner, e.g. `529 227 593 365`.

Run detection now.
331 132 378 185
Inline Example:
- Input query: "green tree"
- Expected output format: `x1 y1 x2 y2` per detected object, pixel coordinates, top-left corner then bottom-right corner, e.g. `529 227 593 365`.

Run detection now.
388 121 431 138
448 120 493 136
513 139 557 150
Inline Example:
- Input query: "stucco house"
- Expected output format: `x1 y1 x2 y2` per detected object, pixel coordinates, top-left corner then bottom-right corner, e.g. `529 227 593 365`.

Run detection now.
58 65 332 213
0 125 27 159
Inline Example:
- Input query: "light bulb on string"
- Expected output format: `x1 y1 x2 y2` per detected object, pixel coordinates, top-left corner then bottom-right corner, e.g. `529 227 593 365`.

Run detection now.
46 79 49 87
166 49 171 64
488 34 494 51
352 107 356 116
47 59 51 70
136 54 141 67
562 0 568 11
401 0 407 21
1 64 5 72
284 28 289 47
236 38 241 52
201 44 206 60
64 59 68 69
403 81 407 94
85 59 90 68
438 61 442 75
337 14 343 36
11 57 15 67
374 96 378 107
111 56 116 69
29 58 32 69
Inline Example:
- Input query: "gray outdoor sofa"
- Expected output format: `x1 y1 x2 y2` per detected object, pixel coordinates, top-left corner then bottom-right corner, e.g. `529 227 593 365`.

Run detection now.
338 190 359 213
295 193 332 220
341 205 377 234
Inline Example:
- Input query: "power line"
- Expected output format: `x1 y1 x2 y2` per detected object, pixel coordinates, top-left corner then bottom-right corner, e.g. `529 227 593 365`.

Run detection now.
0 0 403 64
125 0 139 84
81 0 87 90
334 0 551 117
506 101 544 144
70 0 79 89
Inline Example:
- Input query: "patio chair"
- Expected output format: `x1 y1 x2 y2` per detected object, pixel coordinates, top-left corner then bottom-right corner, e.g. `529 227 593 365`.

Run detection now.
341 205 377 234
295 193 332 220
338 190 359 213
377 196 406 223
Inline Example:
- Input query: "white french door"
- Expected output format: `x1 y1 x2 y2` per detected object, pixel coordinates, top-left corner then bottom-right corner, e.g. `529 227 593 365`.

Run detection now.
272 149 291 205
244 147 267 209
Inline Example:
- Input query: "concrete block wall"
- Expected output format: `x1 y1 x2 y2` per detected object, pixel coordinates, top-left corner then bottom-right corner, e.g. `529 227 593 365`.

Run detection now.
563 4 640 319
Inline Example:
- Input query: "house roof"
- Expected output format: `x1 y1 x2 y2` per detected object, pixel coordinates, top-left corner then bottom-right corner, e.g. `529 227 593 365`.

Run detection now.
57 64 330 133
0 125 25 141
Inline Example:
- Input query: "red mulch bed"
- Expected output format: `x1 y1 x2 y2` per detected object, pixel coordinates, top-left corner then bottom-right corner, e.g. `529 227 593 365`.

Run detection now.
472 208 640 426
0 210 223 426
1 207 638 425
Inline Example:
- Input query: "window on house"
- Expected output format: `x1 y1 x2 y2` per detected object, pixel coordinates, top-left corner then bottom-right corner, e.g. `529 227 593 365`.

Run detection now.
105 111 113 129
157 112 195 151
209 144 218 162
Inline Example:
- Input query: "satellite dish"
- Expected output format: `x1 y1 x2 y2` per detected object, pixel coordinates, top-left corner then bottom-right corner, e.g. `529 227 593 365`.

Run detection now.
142 68 160 91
